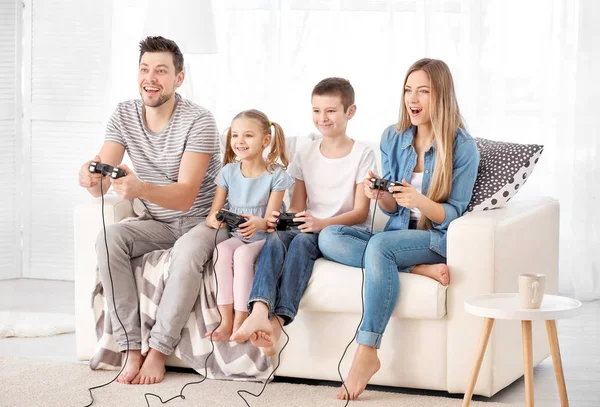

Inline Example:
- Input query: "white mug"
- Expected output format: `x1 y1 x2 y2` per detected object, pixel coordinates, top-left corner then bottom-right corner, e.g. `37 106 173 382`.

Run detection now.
519 273 545 309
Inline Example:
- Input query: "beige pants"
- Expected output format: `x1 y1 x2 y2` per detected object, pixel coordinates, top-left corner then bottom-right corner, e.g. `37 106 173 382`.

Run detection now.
95 217 229 354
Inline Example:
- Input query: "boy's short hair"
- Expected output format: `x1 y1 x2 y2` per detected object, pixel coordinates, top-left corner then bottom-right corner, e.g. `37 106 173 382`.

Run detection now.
139 36 184 73
311 77 355 112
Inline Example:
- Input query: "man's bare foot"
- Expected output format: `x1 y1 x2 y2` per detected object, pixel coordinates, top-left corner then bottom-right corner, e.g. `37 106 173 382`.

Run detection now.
116 350 144 384
132 348 167 385
412 263 450 286
336 345 381 400
230 302 272 344
256 316 283 356
233 310 249 334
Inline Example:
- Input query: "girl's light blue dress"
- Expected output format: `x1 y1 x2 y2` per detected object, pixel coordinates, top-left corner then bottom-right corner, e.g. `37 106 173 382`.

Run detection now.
215 162 294 242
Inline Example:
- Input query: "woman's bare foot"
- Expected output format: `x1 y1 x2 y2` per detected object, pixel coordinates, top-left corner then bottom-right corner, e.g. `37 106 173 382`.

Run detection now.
336 345 381 400
132 348 167 385
412 263 450 286
230 302 272 344
206 304 234 342
116 350 144 384
257 316 283 356
233 310 249 334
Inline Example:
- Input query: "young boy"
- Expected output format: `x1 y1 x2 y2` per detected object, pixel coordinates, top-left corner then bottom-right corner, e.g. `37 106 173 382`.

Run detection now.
230 78 377 354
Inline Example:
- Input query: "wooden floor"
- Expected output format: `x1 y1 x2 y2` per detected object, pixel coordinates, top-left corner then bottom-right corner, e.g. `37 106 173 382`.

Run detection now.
0 279 598 406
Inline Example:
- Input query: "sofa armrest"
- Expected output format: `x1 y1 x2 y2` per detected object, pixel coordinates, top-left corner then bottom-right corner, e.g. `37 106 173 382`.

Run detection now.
445 196 559 395
73 193 134 361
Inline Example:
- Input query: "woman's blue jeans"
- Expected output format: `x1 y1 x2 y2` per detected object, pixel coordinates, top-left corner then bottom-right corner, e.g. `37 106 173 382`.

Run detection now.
318 225 445 349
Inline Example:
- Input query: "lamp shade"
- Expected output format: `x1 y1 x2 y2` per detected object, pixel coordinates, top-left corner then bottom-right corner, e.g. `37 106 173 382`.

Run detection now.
142 0 217 55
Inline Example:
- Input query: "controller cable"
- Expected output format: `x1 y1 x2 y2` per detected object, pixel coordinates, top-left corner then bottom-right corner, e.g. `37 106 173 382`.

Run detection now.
141 221 224 406
84 177 224 407
236 226 291 406
84 178 132 406
336 194 380 406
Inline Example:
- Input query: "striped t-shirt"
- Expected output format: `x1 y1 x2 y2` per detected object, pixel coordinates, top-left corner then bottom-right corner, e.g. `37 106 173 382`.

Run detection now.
105 93 221 222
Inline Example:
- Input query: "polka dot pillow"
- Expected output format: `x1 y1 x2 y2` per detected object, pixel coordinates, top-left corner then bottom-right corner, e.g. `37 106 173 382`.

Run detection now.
466 138 544 212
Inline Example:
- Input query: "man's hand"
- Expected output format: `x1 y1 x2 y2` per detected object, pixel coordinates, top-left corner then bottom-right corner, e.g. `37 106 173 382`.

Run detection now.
78 155 103 189
389 179 424 209
296 211 324 233
206 211 226 229
363 170 387 200
111 165 145 200
237 214 267 239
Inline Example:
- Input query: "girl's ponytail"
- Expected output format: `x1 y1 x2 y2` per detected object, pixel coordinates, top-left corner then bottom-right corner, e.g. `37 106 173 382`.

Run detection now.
266 121 289 170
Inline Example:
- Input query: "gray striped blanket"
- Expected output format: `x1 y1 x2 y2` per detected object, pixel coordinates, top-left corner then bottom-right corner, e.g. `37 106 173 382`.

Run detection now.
89 248 273 381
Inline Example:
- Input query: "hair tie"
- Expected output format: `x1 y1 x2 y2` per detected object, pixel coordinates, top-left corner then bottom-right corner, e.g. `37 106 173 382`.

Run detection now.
268 121 273 127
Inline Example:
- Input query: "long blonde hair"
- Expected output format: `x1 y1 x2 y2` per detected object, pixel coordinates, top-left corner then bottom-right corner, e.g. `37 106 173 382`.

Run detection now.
223 109 289 170
396 59 466 229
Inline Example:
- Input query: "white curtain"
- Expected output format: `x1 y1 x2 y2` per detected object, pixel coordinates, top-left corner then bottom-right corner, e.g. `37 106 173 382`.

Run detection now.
110 0 599 300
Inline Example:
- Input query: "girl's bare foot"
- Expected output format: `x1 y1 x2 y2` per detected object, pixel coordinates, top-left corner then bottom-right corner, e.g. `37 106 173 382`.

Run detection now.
116 350 144 384
412 263 450 286
230 302 272 344
233 310 249 334
205 321 233 342
206 304 234 342
336 345 380 400
132 348 167 385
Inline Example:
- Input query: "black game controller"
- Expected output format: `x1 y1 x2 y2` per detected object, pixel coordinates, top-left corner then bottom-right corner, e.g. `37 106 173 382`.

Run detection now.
369 177 398 191
89 162 127 179
216 209 248 229
276 213 305 231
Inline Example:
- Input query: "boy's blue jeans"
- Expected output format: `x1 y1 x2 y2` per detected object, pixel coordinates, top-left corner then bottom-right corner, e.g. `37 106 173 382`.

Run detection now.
318 225 445 349
248 229 320 325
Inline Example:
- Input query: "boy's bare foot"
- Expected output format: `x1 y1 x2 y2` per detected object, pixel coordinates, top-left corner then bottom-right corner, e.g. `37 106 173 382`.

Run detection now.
230 302 272 344
256 316 283 356
412 263 450 286
116 350 144 384
336 345 381 400
233 310 249 334
132 348 167 385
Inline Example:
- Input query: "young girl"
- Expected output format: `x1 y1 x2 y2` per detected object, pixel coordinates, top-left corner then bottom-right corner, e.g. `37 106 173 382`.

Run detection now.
205 109 293 342
318 59 480 400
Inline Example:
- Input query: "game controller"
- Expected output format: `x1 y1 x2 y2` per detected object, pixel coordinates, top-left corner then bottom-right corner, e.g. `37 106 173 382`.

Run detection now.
216 209 248 228
369 177 398 191
276 212 305 231
89 161 127 179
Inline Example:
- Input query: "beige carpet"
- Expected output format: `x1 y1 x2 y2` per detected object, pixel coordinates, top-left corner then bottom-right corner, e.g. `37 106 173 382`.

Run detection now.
0 356 513 407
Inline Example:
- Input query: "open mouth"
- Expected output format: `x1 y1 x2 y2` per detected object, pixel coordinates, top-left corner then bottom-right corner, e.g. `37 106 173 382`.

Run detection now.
143 86 160 95
409 107 423 116
236 146 249 152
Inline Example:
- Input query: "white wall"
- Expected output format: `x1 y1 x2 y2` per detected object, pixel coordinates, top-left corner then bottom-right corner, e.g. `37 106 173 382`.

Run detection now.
21 0 112 280
0 0 21 280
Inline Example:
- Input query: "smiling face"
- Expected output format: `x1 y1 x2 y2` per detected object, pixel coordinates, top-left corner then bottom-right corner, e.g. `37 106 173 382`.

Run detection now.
404 69 432 127
311 94 356 138
229 117 270 161
138 51 183 108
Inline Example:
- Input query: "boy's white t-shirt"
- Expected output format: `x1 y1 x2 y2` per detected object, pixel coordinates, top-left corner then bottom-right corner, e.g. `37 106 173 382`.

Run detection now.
287 139 378 229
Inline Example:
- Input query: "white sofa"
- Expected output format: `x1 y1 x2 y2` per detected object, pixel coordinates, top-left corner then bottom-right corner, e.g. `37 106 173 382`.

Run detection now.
74 138 559 397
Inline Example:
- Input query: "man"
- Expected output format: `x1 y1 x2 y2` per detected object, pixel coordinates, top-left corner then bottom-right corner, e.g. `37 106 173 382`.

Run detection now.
78 36 227 385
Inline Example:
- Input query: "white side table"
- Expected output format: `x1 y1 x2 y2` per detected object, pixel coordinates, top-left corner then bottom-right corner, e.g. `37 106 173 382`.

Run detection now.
462 293 582 407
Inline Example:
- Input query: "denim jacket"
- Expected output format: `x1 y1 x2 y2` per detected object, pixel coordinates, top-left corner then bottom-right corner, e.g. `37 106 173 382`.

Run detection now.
379 124 480 257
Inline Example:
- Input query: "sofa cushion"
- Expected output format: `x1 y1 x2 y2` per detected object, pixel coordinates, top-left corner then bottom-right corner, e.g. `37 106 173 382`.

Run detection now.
299 258 447 320
467 138 544 212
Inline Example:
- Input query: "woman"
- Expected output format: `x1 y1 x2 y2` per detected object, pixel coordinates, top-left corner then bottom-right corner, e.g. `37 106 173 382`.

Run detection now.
318 58 480 400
